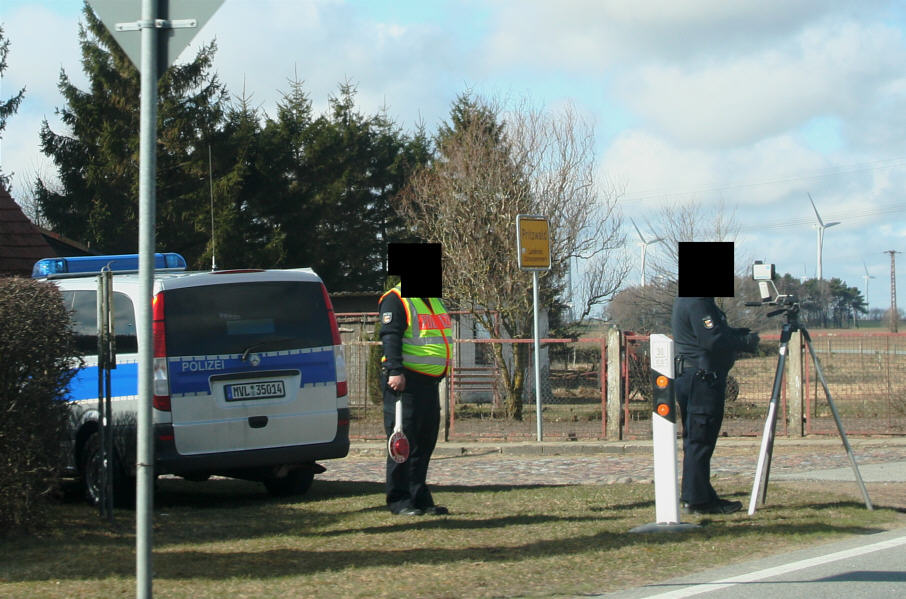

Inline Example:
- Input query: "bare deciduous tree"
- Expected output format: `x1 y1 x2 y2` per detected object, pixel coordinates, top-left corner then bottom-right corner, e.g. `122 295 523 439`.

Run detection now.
645 198 740 280
396 94 627 419
14 170 55 230
613 200 765 332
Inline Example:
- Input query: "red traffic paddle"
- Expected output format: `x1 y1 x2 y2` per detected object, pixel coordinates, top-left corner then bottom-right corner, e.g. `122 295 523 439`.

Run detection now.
388 395 409 463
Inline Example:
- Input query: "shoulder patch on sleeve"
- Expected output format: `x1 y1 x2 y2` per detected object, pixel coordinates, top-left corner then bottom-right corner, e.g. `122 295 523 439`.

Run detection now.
382 312 393 324
702 316 714 329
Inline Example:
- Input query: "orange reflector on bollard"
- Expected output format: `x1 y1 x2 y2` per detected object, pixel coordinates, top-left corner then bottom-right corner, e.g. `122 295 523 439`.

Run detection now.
655 375 669 389
656 403 671 417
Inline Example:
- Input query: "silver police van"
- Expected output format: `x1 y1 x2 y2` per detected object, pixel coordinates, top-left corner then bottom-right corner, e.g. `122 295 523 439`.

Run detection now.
34 254 350 504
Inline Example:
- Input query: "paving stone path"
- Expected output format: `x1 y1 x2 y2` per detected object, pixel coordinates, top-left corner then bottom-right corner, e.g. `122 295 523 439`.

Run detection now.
319 443 906 487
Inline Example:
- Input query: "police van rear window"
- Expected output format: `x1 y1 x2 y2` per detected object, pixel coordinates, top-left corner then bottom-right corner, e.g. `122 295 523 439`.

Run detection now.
61 290 138 355
163 281 333 356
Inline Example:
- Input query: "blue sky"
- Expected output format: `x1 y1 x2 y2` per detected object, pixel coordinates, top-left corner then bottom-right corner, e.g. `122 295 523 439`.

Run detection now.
3 1 905 313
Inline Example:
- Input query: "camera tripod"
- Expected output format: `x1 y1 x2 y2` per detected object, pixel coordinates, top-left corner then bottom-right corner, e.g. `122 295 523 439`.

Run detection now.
748 300 873 515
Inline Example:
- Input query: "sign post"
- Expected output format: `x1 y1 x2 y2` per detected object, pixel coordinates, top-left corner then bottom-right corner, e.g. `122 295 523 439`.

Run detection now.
516 215 551 441
96 267 116 522
87 1 223 596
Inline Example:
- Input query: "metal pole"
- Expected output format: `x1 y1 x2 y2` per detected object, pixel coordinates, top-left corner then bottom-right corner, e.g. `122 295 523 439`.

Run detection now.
101 269 115 522
136 0 158 596
802 331 873 510
209 144 216 271
96 273 108 520
533 270 542 441
885 250 899 333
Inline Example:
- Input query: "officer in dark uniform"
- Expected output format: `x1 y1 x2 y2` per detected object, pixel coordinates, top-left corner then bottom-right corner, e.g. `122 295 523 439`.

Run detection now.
672 296 758 514
379 284 451 516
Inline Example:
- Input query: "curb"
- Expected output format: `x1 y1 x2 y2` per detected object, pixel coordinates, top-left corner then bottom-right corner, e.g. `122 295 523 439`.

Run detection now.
348 436 906 458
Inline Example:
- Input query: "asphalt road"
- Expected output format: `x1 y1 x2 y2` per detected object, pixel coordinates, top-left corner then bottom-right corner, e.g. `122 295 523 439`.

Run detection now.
596 526 906 599
587 450 906 599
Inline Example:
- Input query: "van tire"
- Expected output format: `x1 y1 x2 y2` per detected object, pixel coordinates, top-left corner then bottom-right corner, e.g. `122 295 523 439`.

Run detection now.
81 432 133 508
263 468 315 497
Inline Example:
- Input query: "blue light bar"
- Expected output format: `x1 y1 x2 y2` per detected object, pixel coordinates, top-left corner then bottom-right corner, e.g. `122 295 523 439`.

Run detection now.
32 253 188 278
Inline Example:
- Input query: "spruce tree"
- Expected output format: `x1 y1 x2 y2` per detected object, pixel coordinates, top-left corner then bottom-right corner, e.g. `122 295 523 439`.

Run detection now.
261 80 429 290
35 4 228 261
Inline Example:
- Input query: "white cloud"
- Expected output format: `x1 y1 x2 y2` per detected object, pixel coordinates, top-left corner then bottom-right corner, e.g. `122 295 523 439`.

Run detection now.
601 131 716 209
484 0 874 72
618 20 906 147
4 5 85 99
179 0 464 128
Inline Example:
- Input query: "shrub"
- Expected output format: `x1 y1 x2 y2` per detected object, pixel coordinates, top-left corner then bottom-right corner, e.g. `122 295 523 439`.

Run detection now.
0 277 79 532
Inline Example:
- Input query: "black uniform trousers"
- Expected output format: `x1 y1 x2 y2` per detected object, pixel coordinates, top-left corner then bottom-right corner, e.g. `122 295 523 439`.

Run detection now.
675 368 727 506
382 371 440 513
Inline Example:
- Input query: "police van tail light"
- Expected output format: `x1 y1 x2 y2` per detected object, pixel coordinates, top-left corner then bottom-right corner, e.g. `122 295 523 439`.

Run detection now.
151 292 171 411
334 346 348 398
320 283 347 398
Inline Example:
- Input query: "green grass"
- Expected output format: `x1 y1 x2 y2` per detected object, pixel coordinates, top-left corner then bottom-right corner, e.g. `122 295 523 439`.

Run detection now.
1 477 902 599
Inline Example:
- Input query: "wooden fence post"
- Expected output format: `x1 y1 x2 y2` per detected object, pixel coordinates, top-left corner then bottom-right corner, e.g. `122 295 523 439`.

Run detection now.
606 326 622 440
786 330 804 437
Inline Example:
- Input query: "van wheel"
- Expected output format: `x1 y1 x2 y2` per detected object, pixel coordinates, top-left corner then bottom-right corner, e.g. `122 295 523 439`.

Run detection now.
81 432 133 508
263 468 315 497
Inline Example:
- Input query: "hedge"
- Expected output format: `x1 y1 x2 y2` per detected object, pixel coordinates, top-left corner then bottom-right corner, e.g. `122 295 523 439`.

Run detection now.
0 277 79 532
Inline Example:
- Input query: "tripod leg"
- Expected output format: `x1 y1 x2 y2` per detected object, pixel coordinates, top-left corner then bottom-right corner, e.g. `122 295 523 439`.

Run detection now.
748 334 789 515
760 408 777 505
802 331 874 510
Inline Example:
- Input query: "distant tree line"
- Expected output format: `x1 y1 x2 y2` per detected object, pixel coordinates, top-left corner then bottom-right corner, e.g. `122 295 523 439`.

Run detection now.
776 274 868 328
609 273 869 333
866 307 905 322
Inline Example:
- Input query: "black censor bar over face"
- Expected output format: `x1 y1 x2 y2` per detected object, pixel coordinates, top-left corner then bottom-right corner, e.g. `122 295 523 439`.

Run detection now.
387 242 443 298
677 241 735 298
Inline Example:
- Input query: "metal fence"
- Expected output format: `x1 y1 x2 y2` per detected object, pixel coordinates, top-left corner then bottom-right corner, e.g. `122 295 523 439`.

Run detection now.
623 332 906 438
338 312 906 442
789 332 906 436
614 331 905 439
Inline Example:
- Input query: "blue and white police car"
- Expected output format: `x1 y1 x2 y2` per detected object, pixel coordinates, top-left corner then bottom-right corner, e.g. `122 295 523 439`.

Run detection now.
34 254 350 504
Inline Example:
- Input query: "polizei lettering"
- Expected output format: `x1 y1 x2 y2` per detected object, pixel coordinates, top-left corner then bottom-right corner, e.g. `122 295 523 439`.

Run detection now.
181 359 225 372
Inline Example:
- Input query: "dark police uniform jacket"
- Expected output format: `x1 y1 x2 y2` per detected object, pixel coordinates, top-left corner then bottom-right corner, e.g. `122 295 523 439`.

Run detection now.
379 290 408 378
671 297 755 376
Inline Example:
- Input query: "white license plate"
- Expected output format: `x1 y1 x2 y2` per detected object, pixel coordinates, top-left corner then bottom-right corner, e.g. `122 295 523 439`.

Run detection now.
225 381 286 401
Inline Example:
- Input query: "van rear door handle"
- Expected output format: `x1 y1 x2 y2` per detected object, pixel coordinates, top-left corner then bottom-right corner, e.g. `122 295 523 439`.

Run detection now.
248 416 268 428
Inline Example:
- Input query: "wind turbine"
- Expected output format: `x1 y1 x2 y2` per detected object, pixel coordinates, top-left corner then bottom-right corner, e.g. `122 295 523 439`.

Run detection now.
862 260 875 311
630 218 664 286
808 193 840 280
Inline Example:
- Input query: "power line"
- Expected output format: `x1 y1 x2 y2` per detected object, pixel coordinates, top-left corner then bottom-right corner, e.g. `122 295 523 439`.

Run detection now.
738 201 906 232
623 156 906 203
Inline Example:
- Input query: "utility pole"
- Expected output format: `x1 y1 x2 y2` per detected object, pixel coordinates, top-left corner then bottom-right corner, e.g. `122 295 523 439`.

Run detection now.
885 250 900 333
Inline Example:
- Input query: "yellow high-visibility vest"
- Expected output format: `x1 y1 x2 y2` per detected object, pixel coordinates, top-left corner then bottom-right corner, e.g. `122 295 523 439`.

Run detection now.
380 285 452 377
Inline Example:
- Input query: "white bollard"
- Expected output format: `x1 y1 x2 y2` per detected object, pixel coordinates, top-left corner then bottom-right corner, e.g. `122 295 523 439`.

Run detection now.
630 334 698 533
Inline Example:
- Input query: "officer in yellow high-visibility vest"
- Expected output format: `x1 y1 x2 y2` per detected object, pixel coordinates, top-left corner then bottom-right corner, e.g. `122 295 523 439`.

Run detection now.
379 282 452 516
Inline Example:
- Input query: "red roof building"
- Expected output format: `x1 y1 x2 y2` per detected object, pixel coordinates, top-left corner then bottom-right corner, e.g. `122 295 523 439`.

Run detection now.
0 186 55 276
